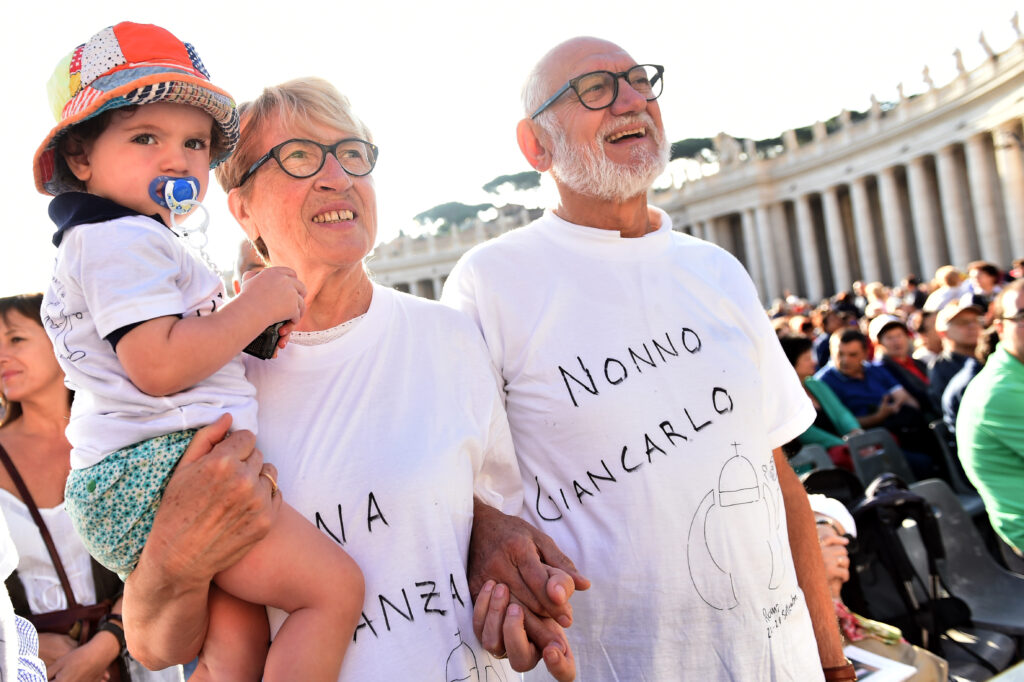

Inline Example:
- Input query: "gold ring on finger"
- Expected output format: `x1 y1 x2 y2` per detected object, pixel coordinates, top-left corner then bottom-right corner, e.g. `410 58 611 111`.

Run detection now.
260 471 279 497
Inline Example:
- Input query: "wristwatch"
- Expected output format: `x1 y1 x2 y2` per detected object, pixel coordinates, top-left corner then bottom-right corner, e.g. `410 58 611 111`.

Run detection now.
823 658 858 681
98 613 127 657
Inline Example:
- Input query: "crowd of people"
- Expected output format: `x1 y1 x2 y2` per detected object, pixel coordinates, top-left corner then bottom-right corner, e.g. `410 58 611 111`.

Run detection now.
0 18 1022 682
772 262 1024 559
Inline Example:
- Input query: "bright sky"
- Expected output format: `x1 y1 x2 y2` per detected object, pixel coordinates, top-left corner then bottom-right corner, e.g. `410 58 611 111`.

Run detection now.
2 0 1021 296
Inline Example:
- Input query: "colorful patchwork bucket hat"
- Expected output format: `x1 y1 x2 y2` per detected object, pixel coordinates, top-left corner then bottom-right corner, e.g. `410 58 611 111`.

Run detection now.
34 22 239 195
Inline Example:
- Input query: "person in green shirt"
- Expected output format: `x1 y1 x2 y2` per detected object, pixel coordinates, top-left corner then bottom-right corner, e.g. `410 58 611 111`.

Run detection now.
957 279 1024 556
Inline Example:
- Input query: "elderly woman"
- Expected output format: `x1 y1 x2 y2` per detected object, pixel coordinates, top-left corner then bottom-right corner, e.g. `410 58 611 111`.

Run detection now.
123 78 582 681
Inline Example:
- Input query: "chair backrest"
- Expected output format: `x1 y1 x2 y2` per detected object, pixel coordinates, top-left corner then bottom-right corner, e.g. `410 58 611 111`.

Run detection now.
910 478 1006 584
910 478 1024 636
788 444 834 476
848 476 963 649
801 468 865 509
846 429 916 486
928 419 976 496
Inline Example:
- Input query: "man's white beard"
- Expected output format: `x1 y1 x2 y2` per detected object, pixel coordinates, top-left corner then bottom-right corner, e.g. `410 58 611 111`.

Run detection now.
540 113 670 202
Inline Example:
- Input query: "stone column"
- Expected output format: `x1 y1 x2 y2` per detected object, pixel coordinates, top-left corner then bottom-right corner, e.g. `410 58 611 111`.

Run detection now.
822 186 853 292
754 205 781 300
994 122 1024 258
906 156 946 278
794 194 824 301
965 131 1008 263
771 202 798 295
850 176 882 282
695 220 708 242
706 217 721 246
878 166 914 279
935 144 976 267
740 208 766 299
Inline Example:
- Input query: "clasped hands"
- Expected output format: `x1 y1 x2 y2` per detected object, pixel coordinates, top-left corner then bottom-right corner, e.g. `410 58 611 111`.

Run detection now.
468 501 591 682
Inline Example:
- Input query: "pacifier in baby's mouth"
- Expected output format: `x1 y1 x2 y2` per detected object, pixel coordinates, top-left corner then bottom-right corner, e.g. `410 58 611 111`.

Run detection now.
148 175 215 268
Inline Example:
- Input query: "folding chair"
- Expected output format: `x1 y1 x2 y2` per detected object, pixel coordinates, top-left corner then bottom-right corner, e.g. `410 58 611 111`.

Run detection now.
845 429 916 486
998 536 1024 577
910 478 1024 637
928 420 975 494
801 468 864 510
894 508 1017 675
849 477 1016 676
788 444 834 477
926 420 986 520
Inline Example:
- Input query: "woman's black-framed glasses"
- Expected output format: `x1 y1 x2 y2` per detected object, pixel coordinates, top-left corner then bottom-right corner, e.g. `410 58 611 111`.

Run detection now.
530 64 664 120
238 138 379 187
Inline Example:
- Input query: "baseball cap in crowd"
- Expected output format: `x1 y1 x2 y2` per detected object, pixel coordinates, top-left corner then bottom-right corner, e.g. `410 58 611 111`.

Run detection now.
868 314 908 343
34 22 239 195
935 300 984 333
807 494 857 538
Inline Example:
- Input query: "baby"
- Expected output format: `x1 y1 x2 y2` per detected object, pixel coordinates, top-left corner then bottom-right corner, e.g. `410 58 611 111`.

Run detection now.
35 22 363 681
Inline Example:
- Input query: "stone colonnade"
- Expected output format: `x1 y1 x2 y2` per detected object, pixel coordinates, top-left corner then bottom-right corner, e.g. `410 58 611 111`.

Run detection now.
369 206 540 299
659 30 1024 303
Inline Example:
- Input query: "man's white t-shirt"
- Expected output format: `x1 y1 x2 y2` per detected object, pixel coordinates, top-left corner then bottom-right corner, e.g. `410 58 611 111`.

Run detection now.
442 208 822 680
44 213 256 468
245 285 522 681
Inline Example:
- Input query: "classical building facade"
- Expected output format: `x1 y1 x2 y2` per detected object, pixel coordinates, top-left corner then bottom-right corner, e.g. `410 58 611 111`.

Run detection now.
370 21 1024 303
368 205 542 299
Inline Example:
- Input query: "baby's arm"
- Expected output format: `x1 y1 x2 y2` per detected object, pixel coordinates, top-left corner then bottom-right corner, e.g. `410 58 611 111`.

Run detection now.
117 267 305 396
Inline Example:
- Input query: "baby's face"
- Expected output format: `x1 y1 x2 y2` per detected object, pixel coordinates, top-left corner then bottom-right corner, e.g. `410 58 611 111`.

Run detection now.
67 102 214 222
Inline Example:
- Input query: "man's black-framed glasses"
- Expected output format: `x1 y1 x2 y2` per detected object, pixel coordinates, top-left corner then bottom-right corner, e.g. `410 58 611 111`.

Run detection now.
1000 311 1024 323
530 64 664 120
238 138 379 186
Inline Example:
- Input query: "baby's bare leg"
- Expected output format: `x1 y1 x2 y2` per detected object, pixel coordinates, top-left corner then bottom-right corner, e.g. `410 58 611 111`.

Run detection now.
189 586 269 682
214 501 364 682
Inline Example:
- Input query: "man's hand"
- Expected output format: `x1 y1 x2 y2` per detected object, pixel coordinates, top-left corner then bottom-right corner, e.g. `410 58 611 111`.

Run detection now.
890 386 919 411
124 414 280 668
877 393 898 418
469 500 590 627
473 580 576 681
859 393 898 428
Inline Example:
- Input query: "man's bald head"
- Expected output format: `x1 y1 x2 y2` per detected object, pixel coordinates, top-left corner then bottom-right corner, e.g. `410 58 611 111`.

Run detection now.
521 37 631 116
517 36 669 204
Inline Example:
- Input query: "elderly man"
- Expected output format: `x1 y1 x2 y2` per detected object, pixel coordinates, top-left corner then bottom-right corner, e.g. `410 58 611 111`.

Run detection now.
442 36 851 681
958 279 1024 558
928 301 983 407
869 314 937 419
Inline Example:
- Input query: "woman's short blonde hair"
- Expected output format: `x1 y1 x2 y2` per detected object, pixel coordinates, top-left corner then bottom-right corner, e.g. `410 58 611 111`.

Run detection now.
215 77 373 193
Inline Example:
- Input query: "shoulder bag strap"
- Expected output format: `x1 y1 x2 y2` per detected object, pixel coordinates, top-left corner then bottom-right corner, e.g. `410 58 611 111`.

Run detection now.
0 442 81 608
